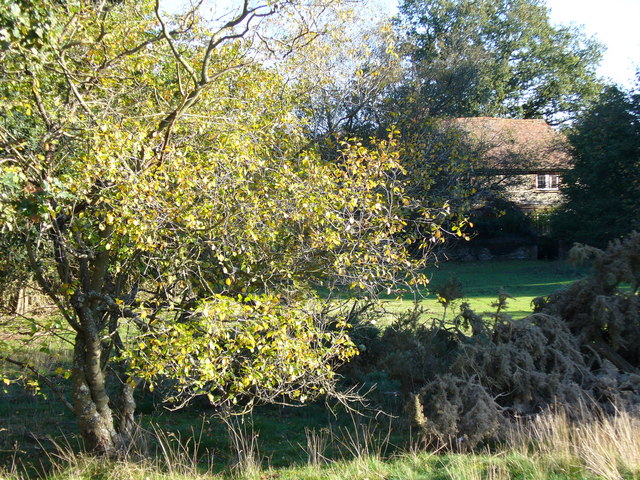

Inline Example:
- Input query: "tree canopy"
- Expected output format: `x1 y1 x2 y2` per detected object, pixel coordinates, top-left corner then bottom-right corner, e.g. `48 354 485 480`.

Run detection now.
393 0 603 122
0 0 452 456
298 0 606 239
552 79 640 247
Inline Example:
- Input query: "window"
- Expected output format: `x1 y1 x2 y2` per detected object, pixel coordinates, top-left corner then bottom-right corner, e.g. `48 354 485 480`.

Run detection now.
532 211 551 235
536 173 559 190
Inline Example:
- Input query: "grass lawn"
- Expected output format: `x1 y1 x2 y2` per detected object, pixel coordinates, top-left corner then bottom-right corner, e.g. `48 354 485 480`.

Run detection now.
0 259 597 479
3 386 634 480
383 259 588 320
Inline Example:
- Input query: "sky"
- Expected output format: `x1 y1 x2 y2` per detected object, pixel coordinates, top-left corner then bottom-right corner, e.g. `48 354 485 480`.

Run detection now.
544 0 639 89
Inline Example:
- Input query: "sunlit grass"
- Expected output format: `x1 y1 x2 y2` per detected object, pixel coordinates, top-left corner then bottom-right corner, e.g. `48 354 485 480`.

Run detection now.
383 259 588 320
1 259 601 479
2 384 639 480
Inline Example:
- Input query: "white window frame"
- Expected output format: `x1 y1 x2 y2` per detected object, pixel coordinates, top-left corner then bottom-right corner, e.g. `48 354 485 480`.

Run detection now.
535 173 559 191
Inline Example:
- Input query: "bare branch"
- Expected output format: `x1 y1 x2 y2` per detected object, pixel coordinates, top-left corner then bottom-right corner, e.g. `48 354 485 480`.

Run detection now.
28 73 53 129
85 291 149 332
154 1 199 85
101 33 164 70
57 57 94 118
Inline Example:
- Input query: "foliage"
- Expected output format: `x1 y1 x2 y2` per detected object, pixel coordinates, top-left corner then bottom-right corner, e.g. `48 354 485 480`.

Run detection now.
393 0 603 122
535 231 640 371
468 198 535 240
341 234 640 449
130 294 357 409
409 309 631 449
461 197 538 259
393 120 485 241
410 234 640 448
0 0 450 456
0 0 54 53
297 8 554 241
291 15 402 143
551 82 640 247
295 0 604 252
374 105 547 250
409 375 504 449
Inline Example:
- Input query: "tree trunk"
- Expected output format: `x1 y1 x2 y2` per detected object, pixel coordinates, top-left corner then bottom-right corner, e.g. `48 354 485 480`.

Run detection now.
71 333 136 456
113 368 137 448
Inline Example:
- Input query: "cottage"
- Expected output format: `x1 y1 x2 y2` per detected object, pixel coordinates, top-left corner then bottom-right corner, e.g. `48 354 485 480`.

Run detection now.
452 117 572 215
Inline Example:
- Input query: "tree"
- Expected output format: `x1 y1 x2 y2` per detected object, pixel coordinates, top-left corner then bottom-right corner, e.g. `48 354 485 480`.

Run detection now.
551 80 640 247
394 0 603 122
0 0 448 456
286 12 404 155
300 0 601 244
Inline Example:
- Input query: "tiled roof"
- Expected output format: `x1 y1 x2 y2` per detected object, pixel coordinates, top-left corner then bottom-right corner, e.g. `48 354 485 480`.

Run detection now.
450 117 572 171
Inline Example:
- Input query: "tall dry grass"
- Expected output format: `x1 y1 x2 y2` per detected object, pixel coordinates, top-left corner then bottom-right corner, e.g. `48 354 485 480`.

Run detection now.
221 415 262 477
2 402 640 480
301 427 331 466
21 423 214 480
508 404 640 480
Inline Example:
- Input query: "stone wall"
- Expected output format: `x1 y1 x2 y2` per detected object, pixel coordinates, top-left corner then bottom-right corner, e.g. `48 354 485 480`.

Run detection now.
501 173 564 212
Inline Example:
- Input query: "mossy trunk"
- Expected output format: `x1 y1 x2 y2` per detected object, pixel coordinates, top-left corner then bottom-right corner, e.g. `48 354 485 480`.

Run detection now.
71 333 136 456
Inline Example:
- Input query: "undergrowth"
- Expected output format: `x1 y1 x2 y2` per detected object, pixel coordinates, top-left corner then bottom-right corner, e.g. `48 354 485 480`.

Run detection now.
1 244 639 480
1 405 639 480
0 410 640 480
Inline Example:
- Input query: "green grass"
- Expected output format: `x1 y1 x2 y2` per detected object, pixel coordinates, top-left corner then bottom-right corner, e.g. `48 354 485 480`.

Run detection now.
384 260 587 320
6 403 637 480
0 450 609 480
0 259 601 479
